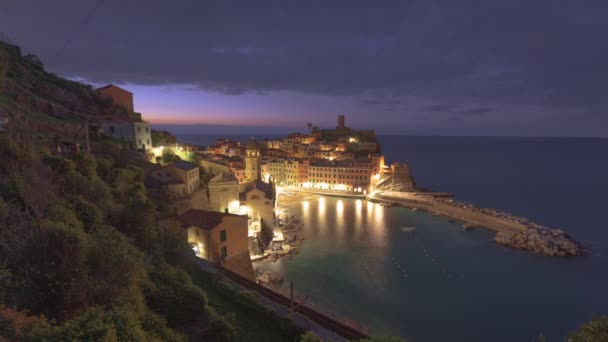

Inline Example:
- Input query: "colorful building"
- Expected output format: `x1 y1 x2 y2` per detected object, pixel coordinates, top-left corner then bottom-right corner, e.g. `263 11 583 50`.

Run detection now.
178 209 255 280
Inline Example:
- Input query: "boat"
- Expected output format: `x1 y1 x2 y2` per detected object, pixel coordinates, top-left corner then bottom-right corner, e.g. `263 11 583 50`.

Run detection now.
462 223 476 231
401 226 417 232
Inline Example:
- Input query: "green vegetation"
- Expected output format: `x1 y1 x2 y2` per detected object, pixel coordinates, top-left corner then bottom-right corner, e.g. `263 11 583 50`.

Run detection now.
0 132 302 341
151 129 177 147
567 316 608 342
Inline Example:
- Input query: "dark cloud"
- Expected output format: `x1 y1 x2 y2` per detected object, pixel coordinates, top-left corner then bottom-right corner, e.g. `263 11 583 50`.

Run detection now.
459 107 493 116
427 104 457 112
1 0 607 135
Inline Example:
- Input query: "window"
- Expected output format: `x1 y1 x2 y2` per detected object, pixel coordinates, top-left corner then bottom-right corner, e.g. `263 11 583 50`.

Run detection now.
147 139 150 145
137 127 141 132
221 246 227 258
220 229 226 242
145 127 149 133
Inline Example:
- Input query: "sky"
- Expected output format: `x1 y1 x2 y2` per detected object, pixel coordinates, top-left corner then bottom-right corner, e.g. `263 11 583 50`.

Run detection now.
1 0 607 136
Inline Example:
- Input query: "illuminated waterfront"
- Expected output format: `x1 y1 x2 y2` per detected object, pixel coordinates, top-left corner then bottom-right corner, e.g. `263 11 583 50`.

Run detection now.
257 193 608 341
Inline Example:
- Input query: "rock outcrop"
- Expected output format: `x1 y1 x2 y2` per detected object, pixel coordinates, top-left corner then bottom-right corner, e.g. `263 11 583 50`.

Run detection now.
495 227 586 256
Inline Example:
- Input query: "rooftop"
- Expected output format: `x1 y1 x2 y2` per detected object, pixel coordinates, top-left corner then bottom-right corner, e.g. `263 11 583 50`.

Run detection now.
178 209 246 231
171 160 199 171
95 84 133 94
242 180 274 200
209 171 238 183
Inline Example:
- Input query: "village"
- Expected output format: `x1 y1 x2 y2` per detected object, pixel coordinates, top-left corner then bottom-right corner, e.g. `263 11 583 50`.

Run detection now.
59 83 417 282
38 83 582 285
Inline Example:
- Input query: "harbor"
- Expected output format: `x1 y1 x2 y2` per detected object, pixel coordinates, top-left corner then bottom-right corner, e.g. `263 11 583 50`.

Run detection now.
255 192 608 341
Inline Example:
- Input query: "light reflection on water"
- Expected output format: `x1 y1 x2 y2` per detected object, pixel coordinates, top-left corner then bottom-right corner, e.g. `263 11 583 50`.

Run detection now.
260 194 608 342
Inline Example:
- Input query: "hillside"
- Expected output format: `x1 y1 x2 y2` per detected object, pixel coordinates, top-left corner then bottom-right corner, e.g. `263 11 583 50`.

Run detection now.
0 40 304 341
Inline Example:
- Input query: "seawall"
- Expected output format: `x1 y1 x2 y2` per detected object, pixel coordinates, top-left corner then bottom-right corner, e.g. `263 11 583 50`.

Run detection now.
370 192 526 234
369 191 586 256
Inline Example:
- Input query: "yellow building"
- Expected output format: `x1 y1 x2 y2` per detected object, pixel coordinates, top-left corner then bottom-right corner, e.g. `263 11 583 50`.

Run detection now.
308 159 373 193
262 158 309 187
178 209 255 280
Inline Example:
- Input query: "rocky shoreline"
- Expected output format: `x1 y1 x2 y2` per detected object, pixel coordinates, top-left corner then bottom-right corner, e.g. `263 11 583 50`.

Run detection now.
435 198 587 256
255 211 305 285
495 227 586 256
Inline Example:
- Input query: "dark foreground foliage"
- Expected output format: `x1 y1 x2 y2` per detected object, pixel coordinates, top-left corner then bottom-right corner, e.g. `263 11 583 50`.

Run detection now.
0 133 300 341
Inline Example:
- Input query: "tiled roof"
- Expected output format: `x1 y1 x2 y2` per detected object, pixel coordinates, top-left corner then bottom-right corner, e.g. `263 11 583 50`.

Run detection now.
210 171 237 183
242 180 274 200
172 160 199 171
95 84 133 94
178 209 245 231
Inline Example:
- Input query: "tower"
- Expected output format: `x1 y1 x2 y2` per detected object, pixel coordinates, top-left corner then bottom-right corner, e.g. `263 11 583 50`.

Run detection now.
245 138 261 182
337 115 345 129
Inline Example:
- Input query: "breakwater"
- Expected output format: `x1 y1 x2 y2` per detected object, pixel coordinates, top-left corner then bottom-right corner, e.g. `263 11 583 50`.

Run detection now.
369 191 586 256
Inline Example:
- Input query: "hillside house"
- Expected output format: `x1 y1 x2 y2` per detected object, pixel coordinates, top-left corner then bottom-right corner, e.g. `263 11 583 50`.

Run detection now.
178 209 255 280
149 160 200 199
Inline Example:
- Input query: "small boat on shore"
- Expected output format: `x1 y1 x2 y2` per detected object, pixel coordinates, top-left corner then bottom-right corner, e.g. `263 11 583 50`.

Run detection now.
401 226 417 232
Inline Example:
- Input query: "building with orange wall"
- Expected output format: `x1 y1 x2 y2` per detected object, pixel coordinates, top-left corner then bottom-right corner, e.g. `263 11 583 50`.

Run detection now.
96 84 134 113
178 209 255 280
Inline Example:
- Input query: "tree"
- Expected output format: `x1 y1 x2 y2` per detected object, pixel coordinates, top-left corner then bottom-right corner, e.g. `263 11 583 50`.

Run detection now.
567 315 608 342
146 263 208 327
161 148 180 165
151 130 177 147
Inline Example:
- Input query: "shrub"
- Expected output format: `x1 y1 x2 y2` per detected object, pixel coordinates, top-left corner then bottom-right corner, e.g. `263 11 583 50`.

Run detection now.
42 155 76 174
146 263 208 326
87 225 146 310
300 331 321 342
73 196 102 231
567 315 608 342
71 153 97 179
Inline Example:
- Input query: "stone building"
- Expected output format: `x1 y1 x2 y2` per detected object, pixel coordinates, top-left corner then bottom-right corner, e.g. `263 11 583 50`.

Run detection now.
96 84 134 113
244 138 261 182
208 171 239 213
240 180 275 244
101 121 152 151
149 160 200 199
373 162 416 192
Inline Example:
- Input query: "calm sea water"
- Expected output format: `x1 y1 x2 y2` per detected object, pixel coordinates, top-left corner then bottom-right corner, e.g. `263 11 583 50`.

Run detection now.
178 134 608 341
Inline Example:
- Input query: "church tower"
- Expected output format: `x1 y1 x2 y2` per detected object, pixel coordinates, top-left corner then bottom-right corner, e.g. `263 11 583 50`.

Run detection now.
244 138 261 182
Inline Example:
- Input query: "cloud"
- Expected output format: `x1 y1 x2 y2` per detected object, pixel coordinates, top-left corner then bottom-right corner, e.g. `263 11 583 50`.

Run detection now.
1 0 607 135
459 107 493 116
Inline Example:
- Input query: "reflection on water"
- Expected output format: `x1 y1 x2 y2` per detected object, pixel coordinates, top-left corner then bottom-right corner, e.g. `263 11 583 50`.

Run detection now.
263 194 608 342
355 199 362 234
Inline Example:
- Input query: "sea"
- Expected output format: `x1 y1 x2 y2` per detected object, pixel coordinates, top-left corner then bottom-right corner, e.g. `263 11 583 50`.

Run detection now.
176 134 608 341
